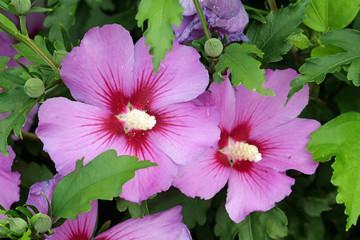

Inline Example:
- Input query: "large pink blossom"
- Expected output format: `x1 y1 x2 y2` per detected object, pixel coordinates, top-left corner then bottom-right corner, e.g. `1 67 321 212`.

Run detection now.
173 69 320 223
0 146 20 209
27 177 192 240
36 24 220 203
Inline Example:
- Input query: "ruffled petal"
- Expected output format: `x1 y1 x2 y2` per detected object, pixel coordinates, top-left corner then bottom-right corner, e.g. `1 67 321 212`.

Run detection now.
233 69 309 135
48 201 98 240
225 165 294 223
0 147 20 209
209 76 235 132
254 118 320 174
173 149 231 199
131 38 208 110
60 24 134 110
36 97 128 175
179 0 197 15
94 206 191 240
148 101 220 165
26 175 62 214
119 140 178 203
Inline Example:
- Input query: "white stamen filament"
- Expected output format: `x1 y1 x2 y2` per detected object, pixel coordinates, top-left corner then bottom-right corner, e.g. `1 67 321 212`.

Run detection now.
125 109 156 131
229 141 262 162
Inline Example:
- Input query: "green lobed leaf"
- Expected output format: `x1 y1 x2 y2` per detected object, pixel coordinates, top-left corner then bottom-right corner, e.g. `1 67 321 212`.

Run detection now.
247 0 310 64
288 29 360 100
116 198 149 219
136 0 184 73
307 112 360 230
0 56 9 70
0 86 37 156
303 0 360 32
348 59 360 86
214 204 288 240
44 0 81 41
303 197 332 217
51 150 156 220
214 42 274 96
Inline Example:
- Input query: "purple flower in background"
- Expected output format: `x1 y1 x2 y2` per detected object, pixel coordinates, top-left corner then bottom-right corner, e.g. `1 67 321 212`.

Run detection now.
0 146 20 209
173 69 320 223
27 177 192 240
174 0 249 43
36 24 220 203
0 9 44 67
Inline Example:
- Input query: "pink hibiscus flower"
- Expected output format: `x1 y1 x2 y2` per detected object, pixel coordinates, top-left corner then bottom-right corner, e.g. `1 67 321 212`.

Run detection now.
173 69 320 223
35 24 220 203
0 146 20 209
27 177 191 240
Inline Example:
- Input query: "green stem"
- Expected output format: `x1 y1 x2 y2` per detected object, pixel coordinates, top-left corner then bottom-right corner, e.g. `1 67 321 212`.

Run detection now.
243 4 269 15
192 0 211 40
267 0 278 11
0 20 59 70
44 82 62 94
19 15 28 36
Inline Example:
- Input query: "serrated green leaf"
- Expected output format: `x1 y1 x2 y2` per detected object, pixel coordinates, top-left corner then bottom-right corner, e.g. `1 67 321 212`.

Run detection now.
44 0 81 41
136 0 183 73
214 204 288 240
307 112 360 230
304 0 360 32
0 56 9 70
247 0 309 64
288 29 360 100
311 44 344 58
348 59 360 86
116 198 148 219
0 86 37 156
51 150 156 220
214 43 274 96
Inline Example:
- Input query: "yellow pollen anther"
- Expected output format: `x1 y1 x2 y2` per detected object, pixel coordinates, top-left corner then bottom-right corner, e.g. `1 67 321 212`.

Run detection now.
125 109 156 131
229 141 262 162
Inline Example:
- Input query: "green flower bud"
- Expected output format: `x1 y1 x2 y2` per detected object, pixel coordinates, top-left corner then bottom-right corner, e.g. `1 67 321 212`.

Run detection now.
0 219 10 236
10 0 31 15
24 78 45 98
31 213 52 233
9 218 28 234
204 38 223 58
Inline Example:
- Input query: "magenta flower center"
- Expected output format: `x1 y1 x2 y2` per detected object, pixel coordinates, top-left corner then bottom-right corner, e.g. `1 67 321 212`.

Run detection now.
116 104 156 132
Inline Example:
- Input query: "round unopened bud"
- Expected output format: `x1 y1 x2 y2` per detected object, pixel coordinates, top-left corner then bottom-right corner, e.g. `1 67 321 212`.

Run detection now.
204 38 223 58
0 219 10 236
24 78 45 98
9 218 28 234
31 213 52 233
11 0 31 15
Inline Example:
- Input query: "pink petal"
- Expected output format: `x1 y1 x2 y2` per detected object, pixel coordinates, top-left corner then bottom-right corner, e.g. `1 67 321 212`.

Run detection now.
49 201 98 240
225 165 294 223
233 69 309 136
119 140 178 203
254 118 320 174
0 147 20 209
179 0 197 15
36 97 128 175
209 76 236 132
27 175 62 214
148 101 220 165
131 38 208 110
60 24 135 110
95 206 191 240
173 149 231 199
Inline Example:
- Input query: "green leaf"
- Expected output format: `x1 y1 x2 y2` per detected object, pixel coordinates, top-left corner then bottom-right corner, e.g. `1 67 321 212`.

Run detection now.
44 0 81 41
348 59 360 86
287 32 310 50
310 44 344 58
0 13 18 32
136 0 184 73
247 0 309 64
51 150 156 220
0 56 9 70
12 42 48 65
0 86 37 156
303 0 360 32
288 29 360 100
214 204 288 240
116 198 149 219
307 112 360 230
214 43 274 96
303 197 332 217
334 86 360 114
